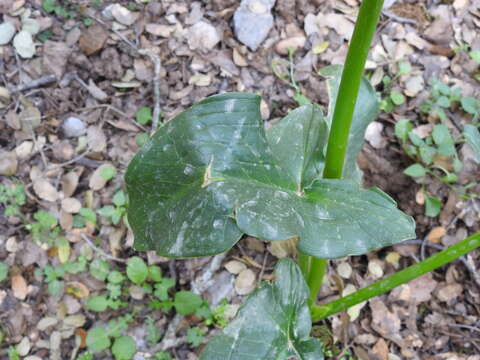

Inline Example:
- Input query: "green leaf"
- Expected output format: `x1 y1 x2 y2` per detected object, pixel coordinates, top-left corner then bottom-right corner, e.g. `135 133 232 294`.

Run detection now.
432 124 451 145
425 196 442 217
394 119 412 143
397 61 411 75
34 210 57 228
108 270 125 284
79 208 97 224
464 125 480 163
293 93 311 106
173 291 203 315
149 266 162 282
86 295 109 312
126 93 414 259
461 97 479 115
126 257 148 284
453 158 463 173
136 133 150 147
100 165 117 180
113 190 127 207
390 91 405 105
441 173 458 183
265 105 328 189
0 262 9 282
200 259 323 360
433 124 456 157
87 327 111 352
98 205 116 217
419 146 436 165
42 0 56 13
112 336 136 360
154 278 175 301
470 50 480 63
187 327 206 347
436 96 451 108
408 132 425 147
48 279 64 297
136 107 153 125
404 164 426 177
90 258 110 281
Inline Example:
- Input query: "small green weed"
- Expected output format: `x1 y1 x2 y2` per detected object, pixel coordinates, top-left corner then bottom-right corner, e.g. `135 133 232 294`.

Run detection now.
26 210 61 245
186 326 206 347
379 60 411 112
98 190 128 225
0 183 26 217
272 49 311 106
394 79 480 216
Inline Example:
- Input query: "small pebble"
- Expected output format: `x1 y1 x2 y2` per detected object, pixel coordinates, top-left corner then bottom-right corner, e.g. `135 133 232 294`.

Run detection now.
233 0 275 51
62 116 86 138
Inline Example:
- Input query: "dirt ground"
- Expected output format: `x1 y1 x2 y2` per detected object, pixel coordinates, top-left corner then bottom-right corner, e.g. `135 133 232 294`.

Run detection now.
1 0 480 359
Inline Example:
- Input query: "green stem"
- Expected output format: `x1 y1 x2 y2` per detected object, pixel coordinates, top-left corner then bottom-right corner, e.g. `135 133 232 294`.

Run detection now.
304 0 384 305
323 0 384 179
298 252 311 279
311 232 480 322
307 258 327 305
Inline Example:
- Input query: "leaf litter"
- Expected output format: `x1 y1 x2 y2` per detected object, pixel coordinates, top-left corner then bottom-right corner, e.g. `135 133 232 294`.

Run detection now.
0 0 479 359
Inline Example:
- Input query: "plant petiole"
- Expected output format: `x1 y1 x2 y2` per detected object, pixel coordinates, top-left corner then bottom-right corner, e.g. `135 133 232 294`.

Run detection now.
311 231 480 321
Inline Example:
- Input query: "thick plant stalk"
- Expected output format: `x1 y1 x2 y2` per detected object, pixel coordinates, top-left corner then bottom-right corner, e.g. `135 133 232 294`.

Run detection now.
311 232 480 322
307 258 327 305
323 0 384 179
304 0 385 304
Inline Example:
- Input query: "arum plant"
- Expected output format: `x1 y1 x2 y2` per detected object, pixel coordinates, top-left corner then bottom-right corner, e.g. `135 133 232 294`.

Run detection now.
126 0 480 358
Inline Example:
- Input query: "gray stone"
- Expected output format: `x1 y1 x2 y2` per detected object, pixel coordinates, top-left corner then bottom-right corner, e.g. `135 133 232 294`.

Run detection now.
233 0 275 51
62 116 86 138
0 23 16 45
187 21 221 51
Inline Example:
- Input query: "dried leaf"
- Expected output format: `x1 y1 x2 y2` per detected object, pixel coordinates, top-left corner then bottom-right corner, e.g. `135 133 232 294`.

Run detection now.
61 198 82 214
372 338 389 360
87 126 107 153
33 178 59 202
42 41 71 79
427 226 446 243
19 98 41 132
224 260 247 275
12 274 28 300
368 259 384 279
268 237 298 258
436 283 462 302
13 30 35 58
89 164 113 190
235 268 256 295
370 298 401 339
337 262 352 279
66 282 90 298
0 151 18 175
79 24 109 55
61 172 80 197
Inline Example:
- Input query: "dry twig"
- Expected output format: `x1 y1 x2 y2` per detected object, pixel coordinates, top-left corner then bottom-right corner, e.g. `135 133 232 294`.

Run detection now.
80 233 127 263
12 74 57 93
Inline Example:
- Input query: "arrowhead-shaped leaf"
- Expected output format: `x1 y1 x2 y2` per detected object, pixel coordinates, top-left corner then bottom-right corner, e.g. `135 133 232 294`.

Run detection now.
265 105 328 190
126 92 415 258
200 258 323 360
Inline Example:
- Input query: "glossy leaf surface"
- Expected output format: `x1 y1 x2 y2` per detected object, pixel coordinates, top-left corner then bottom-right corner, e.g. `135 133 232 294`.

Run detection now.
126 93 415 258
200 258 323 360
